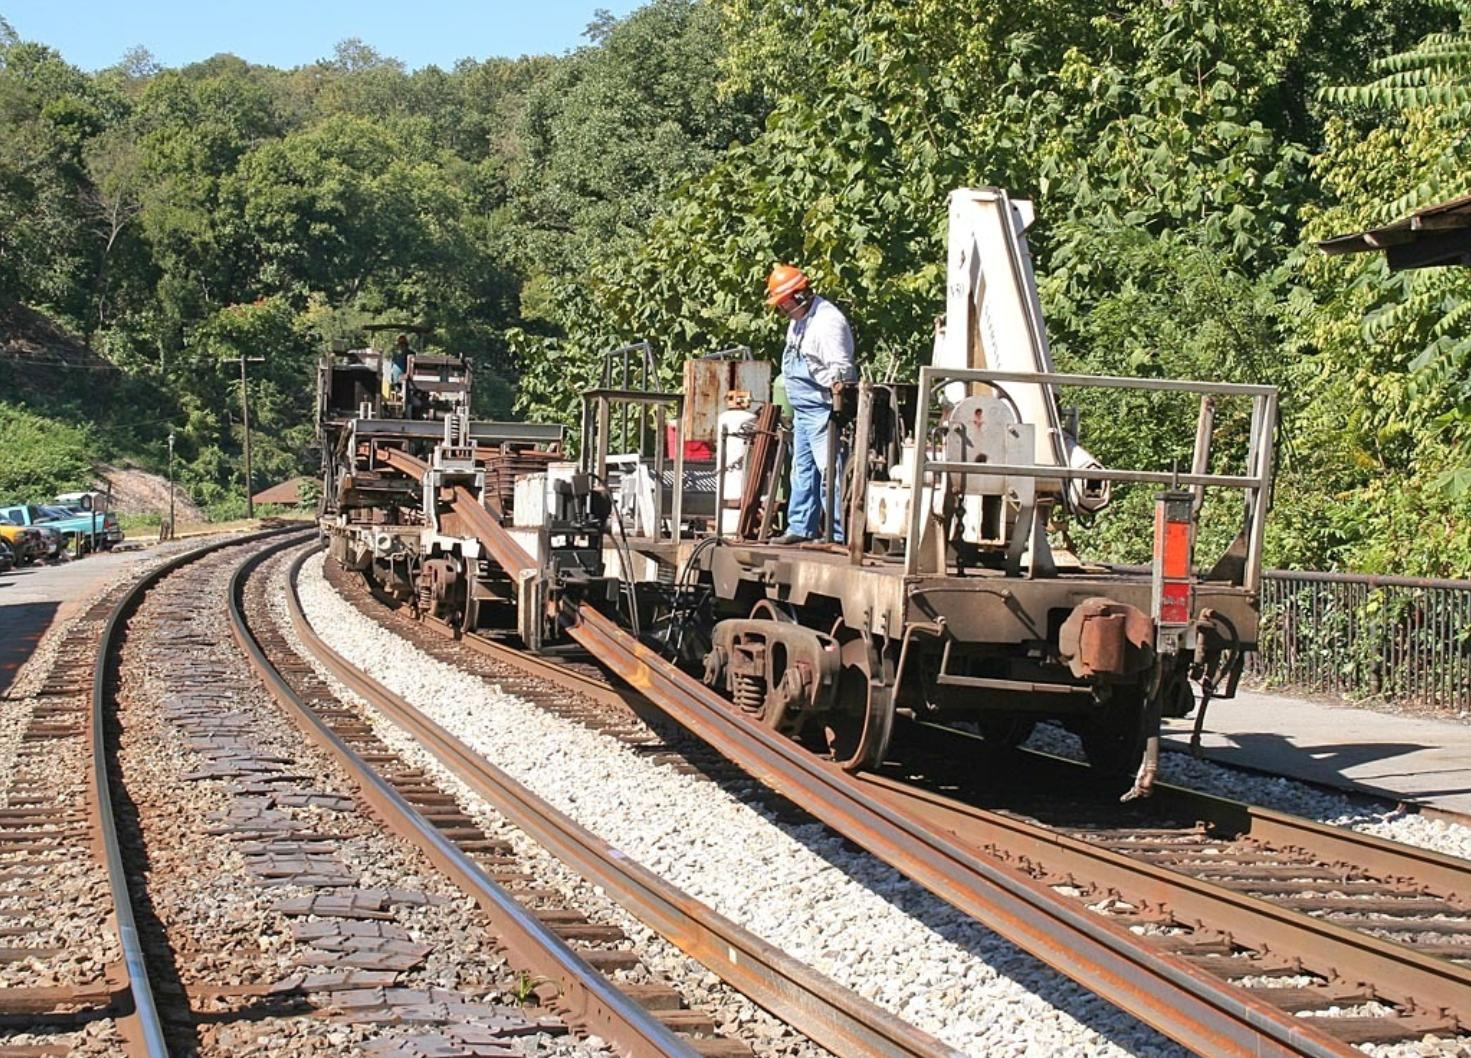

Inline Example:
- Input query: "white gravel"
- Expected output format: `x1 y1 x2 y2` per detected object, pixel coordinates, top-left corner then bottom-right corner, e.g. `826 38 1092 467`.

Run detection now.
299 554 1193 1058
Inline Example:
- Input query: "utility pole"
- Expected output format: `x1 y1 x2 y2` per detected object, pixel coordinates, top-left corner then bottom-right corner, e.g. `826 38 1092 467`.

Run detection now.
228 356 266 518
167 431 176 540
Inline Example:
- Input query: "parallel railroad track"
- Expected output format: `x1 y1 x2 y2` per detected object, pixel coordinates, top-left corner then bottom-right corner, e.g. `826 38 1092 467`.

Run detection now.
231 538 717 1058
250 538 964 1058
13 528 713 1058
324 541 1471 1057
0 528 296 1058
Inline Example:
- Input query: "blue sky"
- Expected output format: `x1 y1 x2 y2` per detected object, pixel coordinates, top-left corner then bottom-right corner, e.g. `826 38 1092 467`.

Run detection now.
1 1 645 71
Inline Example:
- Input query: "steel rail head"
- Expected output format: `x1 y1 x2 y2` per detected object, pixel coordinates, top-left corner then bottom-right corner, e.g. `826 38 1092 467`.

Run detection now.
227 537 699 1058
943 732 1471 913
285 544 961 1058
92 524 309 1058
858 769 1471 1029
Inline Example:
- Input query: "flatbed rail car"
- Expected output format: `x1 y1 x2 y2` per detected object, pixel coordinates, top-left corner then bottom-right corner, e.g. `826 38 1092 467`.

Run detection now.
317 189 1278 798
578 367 1272 794
315 331 570 617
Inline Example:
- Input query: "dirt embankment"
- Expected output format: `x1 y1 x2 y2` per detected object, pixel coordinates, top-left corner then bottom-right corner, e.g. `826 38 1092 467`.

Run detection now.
92 464 205 521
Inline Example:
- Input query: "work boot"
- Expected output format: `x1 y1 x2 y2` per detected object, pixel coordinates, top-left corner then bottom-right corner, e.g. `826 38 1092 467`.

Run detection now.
772 532 810 546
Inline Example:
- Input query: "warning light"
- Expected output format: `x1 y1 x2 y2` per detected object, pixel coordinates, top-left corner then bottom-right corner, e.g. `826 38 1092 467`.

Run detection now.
1152 490 1194 636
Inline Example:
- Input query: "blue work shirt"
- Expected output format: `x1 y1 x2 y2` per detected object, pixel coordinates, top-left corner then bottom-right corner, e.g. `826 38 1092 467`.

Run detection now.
781 296 856 410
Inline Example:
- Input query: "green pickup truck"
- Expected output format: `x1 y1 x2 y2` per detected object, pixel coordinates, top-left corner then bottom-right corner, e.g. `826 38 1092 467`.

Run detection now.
0 502 120 552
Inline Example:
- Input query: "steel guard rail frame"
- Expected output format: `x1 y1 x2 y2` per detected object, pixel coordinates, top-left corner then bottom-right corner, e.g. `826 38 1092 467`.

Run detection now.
903 366 1278 588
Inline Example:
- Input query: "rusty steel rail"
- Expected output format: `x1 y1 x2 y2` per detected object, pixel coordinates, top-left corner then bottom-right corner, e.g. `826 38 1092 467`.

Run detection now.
94 526 306 1057
285 544 960 1058
857 771 1471 1029
1145 765 1471 904
372 445 1361 1058
915 720 1471 910
226 537 702 1058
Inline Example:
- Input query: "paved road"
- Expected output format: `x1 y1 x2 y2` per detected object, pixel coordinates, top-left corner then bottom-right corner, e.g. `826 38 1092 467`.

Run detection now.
0 547 160 695
1164 687 1471 816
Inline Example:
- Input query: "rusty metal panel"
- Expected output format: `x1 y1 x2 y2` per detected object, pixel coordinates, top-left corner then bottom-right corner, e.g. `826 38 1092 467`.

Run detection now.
682 360 772 443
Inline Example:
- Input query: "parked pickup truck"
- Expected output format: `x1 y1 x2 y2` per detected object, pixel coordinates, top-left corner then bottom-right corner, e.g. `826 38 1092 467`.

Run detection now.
0 516 45 564
0 503 119 552
54 491 125 546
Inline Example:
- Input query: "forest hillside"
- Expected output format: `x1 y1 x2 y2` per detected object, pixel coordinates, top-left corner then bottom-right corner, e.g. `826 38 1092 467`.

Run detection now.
0 1 1468 572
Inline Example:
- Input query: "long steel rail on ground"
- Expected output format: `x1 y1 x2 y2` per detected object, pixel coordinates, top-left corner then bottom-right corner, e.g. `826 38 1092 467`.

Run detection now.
905 720 1471 905
93 525 304 1057
451 593 1471 1048
373 446 1370 1058
283 542 961 1058
225 536 704 1058
430 604 1471 985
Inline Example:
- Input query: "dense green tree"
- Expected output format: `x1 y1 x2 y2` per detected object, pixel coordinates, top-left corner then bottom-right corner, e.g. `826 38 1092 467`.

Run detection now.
0 402 97 497
0 0 1467 575
0 36 125 326
1283 0 1471 573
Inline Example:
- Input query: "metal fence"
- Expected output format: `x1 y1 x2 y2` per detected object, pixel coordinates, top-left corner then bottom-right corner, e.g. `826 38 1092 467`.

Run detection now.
1249 570 1471 709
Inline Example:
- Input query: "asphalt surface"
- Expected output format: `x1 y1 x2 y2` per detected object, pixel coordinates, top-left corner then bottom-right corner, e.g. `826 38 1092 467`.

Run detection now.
0 546 155 696
1163 687 1471 816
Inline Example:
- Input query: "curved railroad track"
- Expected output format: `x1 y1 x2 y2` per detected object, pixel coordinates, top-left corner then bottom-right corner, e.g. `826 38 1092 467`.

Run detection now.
0 528 298 1057
11 528 715 1057
321 550 1471 1058
245 537 972 1058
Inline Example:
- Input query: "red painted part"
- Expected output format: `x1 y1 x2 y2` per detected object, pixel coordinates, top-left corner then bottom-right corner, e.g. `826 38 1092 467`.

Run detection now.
666 424 713 461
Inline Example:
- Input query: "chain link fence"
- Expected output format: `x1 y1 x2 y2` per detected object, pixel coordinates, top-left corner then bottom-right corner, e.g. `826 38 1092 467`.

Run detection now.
1249 570 1471 709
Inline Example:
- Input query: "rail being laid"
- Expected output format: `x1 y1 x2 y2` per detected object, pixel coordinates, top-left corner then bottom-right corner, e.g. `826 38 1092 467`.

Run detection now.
226 537 700 1058
285 544 959 1058
372 446 1361 1058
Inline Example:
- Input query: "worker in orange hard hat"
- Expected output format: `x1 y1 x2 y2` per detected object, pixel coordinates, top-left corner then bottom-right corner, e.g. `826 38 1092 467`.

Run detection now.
765 264 857 545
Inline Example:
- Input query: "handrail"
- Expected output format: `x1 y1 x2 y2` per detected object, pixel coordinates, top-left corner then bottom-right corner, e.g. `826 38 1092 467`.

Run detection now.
904 365 1278 587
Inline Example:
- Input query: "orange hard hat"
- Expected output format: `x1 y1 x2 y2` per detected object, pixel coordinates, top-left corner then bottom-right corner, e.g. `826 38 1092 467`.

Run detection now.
765 264 810 306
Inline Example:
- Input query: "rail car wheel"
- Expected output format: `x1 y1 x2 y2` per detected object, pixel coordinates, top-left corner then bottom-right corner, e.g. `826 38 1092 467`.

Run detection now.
978 717 1036 749
824 622 895 772
1078 688 1146 777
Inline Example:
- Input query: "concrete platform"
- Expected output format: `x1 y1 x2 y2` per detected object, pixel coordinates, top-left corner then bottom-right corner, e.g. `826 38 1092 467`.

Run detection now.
1163 687 1471 817
0 547 163 695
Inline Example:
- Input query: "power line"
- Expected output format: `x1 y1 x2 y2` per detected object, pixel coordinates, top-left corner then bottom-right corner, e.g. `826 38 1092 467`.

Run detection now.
0 356 124 370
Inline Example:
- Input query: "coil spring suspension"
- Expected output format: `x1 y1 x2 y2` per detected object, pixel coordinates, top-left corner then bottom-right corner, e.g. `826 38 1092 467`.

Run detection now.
732 672 765 715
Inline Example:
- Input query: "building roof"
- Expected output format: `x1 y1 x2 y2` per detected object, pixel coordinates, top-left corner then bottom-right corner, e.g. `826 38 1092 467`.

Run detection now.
252 477 310 505
1318 191 1471 271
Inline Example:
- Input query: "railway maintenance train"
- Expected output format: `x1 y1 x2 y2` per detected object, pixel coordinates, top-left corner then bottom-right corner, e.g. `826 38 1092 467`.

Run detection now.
318 188 1277 800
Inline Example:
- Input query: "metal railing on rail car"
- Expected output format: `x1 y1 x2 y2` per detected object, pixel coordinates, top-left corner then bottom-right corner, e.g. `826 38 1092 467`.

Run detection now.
905 366 1279 586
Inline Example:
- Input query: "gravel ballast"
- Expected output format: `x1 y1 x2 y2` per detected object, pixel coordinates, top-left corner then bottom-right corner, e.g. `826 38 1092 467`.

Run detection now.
109 542 604 1058
265 559 835 1058
300 553 1193 1058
